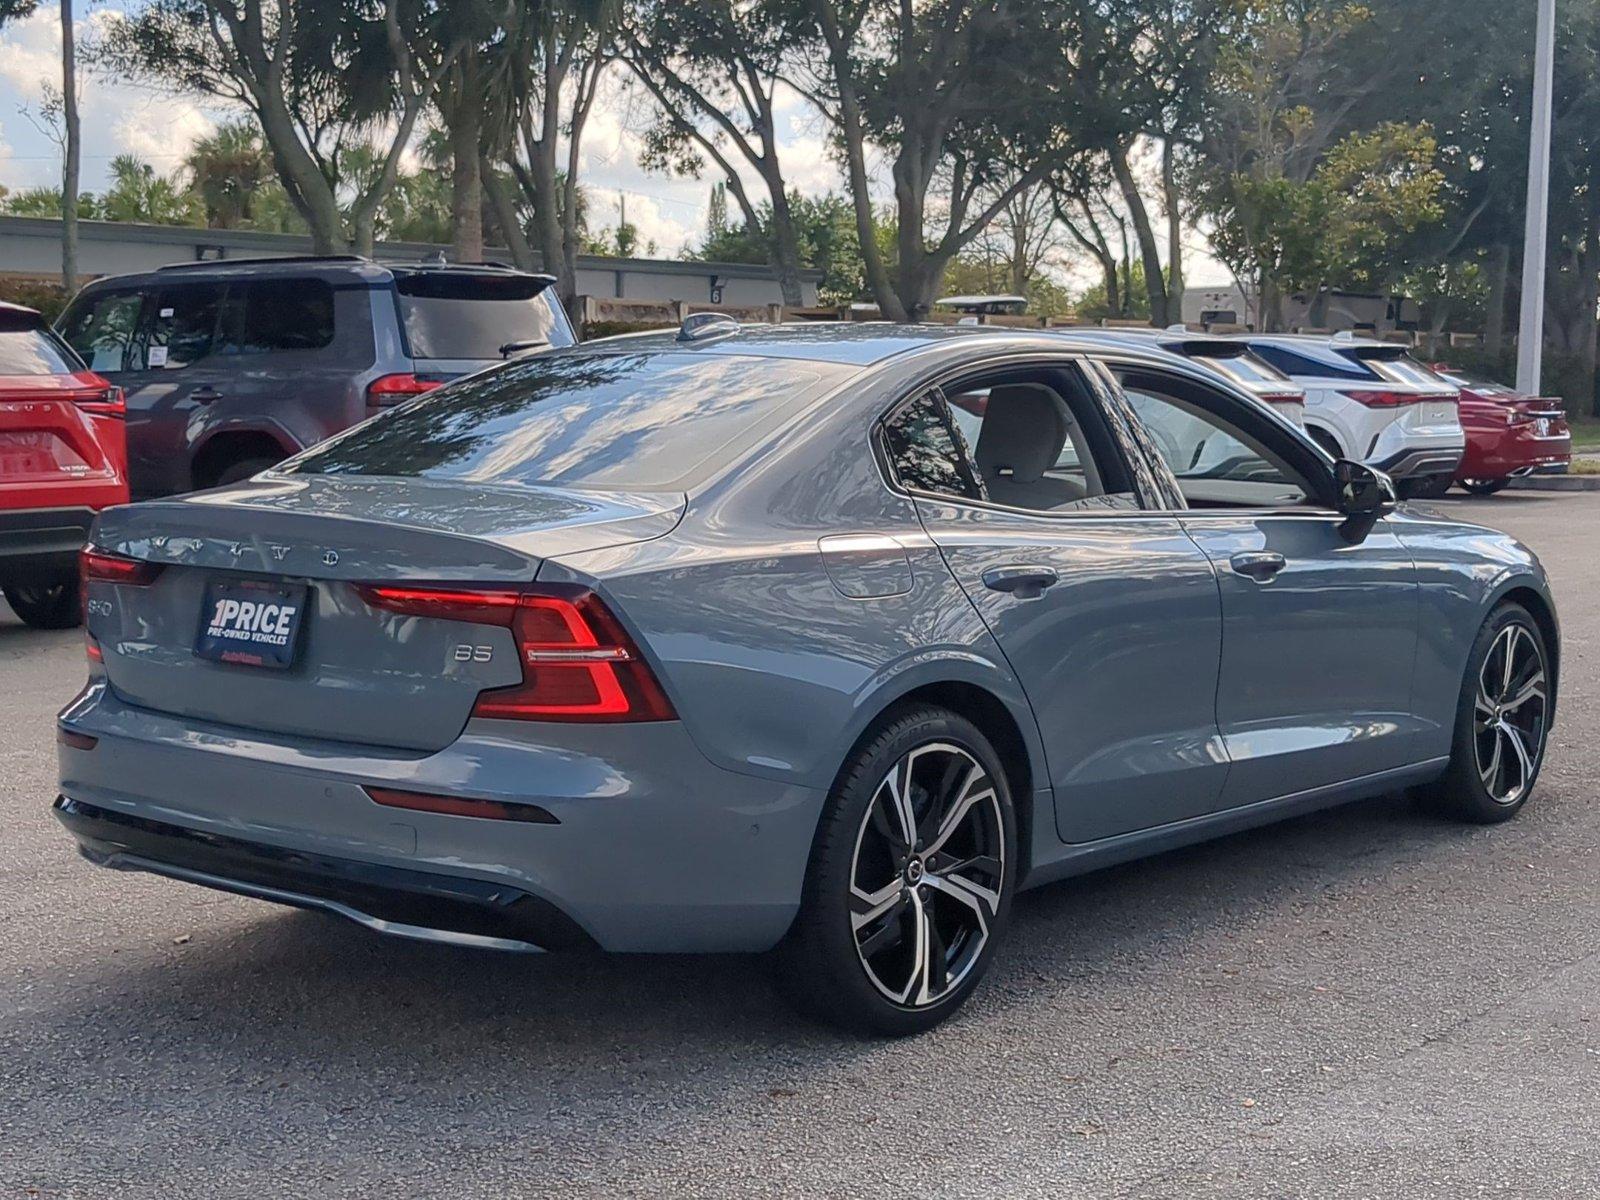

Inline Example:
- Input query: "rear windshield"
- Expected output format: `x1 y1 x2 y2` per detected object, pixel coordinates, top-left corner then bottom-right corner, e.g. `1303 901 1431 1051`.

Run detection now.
0 324 81 375
285 351 827 491
1360 355 1454 390
1192 352 1290 388
395 273 572 360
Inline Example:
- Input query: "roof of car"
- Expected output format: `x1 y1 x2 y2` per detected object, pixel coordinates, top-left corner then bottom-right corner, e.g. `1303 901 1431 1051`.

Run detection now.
1242 332 1390 350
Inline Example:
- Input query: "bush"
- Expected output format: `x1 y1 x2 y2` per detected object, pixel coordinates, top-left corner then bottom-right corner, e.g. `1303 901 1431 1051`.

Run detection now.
0 277 72 323
1430 344 1598 415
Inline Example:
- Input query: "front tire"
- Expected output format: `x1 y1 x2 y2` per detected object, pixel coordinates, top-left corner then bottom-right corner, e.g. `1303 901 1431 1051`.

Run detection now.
3 578 81 629
779 705 1018 1036
1421 603 1551 823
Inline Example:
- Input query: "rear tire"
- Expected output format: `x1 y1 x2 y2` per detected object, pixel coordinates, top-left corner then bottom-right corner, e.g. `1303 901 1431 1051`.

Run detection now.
777 705 1018 1036
3 578 81 629
1420 602 1550 824
1461 478 1511 496
212 457 280 488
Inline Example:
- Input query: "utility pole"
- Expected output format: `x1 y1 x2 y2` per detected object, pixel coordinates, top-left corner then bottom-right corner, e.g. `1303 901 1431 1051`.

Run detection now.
60 0 79 292
1515 0 1557 395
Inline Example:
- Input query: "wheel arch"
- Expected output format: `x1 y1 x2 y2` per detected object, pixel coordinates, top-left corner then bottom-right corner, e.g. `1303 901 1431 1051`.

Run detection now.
1492 579 1560 722
190 425 299 489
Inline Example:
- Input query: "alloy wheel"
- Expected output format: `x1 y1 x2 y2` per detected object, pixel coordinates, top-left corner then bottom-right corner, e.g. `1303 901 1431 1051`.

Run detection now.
1473 623 1548 805
848 742 1005 1008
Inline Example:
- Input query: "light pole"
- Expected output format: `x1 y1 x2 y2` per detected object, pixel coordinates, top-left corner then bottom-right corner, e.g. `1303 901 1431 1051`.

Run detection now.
1515 0 1557 395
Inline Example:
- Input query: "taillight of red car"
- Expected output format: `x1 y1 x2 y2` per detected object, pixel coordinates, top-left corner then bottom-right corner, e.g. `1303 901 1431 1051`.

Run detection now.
366 373 443 408
355 583 676 722
67 372 125 416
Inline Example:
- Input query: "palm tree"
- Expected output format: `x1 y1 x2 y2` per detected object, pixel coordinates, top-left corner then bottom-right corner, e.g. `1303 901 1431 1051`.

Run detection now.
100 155 200 225
185 120 271 229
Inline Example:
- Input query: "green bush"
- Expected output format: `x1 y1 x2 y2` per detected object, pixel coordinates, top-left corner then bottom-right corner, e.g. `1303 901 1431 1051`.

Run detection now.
0 277 72 322
1431 344 1598 415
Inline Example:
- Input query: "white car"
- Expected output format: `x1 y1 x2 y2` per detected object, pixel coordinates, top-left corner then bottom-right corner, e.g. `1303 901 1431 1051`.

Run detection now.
1241 333 1464 497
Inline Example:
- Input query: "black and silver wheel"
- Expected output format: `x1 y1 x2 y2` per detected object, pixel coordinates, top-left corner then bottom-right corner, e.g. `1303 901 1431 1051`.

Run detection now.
3 578 81 629
1422 603 1551 823
780 705 1017 1036
1460 478 1511 496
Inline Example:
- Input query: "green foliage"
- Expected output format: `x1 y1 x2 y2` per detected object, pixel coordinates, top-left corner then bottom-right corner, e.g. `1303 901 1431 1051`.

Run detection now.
0 276 70 322
1075 261 1152 322
693 192 868 305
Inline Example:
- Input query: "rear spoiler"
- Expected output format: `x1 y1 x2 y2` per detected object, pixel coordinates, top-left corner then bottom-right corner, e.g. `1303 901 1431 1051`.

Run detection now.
1338 344 1407 361
1162 338 1251 359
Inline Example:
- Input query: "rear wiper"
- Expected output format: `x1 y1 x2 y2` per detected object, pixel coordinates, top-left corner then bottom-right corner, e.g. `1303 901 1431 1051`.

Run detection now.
499 339 550 358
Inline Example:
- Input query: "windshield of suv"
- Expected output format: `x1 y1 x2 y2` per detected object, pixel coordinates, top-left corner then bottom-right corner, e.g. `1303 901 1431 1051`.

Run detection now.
394 273 573 360
285 351 835 491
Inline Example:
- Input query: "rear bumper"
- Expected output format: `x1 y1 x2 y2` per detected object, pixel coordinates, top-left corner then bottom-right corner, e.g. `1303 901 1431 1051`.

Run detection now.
0 505 94 578
56 683 825 953
1373 445 1464 480
1459 425 1572 480
54 795 598 952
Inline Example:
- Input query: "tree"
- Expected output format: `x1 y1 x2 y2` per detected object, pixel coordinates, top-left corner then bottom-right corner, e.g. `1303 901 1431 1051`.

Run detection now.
695 190 866 305
1 0 79 287
623 0 815 305
99 154 202 224
96 0 467 254
185 119 273 228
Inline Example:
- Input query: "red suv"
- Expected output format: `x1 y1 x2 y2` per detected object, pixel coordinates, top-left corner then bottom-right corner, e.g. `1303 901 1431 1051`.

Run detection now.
1430 367 1572 495
0 302 128 628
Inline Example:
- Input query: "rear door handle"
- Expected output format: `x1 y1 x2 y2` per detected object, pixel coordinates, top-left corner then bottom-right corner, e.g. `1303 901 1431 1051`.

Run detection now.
982 565 1059 598
1229 551 1287 582
190 386 222 404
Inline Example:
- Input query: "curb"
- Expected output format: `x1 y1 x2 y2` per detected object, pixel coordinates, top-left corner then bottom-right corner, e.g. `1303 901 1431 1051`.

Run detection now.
1506 474 1600 492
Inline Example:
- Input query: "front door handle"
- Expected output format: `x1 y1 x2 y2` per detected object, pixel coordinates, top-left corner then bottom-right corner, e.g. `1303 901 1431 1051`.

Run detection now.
1229 551 1287 582
982 565 1060 599
190 386 222 405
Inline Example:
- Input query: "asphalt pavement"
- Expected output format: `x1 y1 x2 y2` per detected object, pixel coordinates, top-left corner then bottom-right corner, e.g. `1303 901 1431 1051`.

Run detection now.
2 491 1596 1199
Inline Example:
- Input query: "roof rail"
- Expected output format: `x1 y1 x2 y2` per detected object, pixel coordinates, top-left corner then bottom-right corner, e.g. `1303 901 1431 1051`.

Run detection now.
156 254 370 271
677 312 741 343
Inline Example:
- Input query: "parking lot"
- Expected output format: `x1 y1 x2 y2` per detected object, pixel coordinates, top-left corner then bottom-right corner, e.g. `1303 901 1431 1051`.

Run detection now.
1 490 1595 1199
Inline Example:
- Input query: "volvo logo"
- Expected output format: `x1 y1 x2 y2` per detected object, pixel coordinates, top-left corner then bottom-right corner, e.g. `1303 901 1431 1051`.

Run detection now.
322 549 340 567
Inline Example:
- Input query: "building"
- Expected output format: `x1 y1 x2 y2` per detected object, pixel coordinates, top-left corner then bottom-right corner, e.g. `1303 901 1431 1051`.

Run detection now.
0 215 820 307
1181 283 1420 334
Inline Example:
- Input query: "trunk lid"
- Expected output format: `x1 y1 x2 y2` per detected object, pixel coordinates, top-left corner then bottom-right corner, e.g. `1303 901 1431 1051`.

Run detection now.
0 372 126 505
86 475 683 750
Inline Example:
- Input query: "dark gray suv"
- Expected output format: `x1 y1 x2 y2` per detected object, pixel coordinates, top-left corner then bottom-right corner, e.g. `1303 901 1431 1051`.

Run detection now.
55 257 575 497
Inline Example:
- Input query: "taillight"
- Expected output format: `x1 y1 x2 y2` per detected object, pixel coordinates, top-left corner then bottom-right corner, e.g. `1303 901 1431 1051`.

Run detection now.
366 373 443 407
80 548 163 588
73 385 125 416
355 583 675 723
1344 390 1418 408
1259 392 1303 409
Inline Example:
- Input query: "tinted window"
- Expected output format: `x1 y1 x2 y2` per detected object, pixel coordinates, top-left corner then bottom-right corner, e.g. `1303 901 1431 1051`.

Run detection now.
0 323 79 375
1193 351 1289 387
59 289 147 373
1082 360 1186 511
1252 345 1373 381
1361 354 1452 389
218 279 335 354
287 352 824 491
884 391 978 500
147 283 224 369
395 273 571 360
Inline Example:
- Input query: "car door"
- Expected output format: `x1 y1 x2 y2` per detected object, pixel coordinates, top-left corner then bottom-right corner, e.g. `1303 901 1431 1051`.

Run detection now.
1100 359 1423 807
884 362 1227 845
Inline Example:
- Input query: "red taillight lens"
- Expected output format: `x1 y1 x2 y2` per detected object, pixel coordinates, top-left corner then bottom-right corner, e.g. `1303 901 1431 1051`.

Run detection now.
356 583 675 723
80 548 163 588
73 385 125 416
1259 392 1303 408
84 633 103 663
365 785 558 824
366 373 443 407
1344 390 1418 408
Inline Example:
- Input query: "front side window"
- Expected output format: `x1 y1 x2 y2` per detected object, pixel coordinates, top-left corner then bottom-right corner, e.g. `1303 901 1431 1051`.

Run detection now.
882 391 980 500
59 289 147 373
286 351 832 492
217 279 336 355
146 283 224 370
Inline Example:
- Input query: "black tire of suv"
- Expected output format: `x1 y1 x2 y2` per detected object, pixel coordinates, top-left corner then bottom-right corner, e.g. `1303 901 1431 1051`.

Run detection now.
4 579 81 629
1419 602 1551 824
777 704 1018 1037
213 457 281 488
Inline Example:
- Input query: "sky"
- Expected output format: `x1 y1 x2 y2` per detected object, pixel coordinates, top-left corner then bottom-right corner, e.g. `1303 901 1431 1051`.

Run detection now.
0 3 1229 288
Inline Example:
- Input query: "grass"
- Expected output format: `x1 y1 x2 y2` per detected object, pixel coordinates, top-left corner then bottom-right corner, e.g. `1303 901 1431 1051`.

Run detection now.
1571 457 1600 475
1568 415 1600 452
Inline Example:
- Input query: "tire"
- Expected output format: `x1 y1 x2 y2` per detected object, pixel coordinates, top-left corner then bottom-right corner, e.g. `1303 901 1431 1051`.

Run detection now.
778 704 1018 1036
1461 478 1511 496
3 578 81 629
212 456 280 488
1419 602 1551 824
1399 473 1453 500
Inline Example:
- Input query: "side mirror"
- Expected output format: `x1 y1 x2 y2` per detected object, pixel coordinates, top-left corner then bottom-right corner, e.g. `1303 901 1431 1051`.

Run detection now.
1333 459 1397 516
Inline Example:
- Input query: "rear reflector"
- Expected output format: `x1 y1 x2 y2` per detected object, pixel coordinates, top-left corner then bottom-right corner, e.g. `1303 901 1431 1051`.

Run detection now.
81 548 164 588
56 726 98 751
365 785 558 824
84 633 102 663
366 373 443 407
356 583 676 723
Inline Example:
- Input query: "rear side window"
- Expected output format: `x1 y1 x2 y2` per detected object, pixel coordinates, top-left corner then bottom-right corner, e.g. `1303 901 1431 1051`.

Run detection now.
0 320 80 375
286 351 827 491
1252 345 1373 382
217 279 335 355
1192 352 1289 388
1360 355 1452 389
146 283 224 369
395 273 572 360
883 391 980 500
59 290 147 373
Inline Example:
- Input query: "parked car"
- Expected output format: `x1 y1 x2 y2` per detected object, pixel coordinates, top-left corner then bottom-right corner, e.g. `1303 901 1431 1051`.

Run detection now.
55 256 576 499
0 302 127 629
1241 333 1465 498
1056 327 1307 425
1429 366 1572 495
57 322 1557 1036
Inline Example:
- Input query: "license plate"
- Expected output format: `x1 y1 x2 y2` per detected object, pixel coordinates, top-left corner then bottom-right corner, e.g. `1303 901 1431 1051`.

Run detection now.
195 579 308 669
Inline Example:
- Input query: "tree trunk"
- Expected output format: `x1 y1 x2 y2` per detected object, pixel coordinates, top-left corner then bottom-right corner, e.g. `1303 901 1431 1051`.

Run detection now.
1161 140 1183 324
59 0 78 291
1112 145 1169 326
448 56 484 263
766 180 805 307
1484 241 1509 358
482 160 534 270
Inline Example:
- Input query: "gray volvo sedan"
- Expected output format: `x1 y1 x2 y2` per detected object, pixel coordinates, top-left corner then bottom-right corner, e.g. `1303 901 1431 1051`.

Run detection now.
55 321 1558 1035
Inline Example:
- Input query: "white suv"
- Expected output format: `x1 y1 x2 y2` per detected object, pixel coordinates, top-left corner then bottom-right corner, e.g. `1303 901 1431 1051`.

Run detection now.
1242 333 1465 497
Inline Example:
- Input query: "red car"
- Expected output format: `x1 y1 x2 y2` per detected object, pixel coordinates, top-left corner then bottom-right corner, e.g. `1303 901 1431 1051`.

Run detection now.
1432 366 1572 495
0 302 128 628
